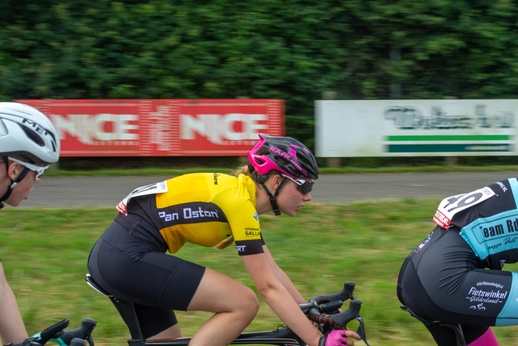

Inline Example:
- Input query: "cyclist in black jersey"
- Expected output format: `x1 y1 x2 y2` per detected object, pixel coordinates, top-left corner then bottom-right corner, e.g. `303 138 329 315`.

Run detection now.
0 102 60 344
88 134 360 346
397 177 518 346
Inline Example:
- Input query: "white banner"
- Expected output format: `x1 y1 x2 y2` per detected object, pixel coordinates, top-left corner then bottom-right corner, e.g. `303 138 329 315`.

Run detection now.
315 100 516 157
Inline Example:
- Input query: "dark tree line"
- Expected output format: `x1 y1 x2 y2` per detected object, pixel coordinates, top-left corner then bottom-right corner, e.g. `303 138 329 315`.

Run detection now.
1 0 517 146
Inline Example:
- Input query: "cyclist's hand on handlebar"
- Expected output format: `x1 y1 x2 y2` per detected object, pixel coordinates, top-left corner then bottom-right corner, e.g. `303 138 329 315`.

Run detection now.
319 330 347 346
319 329 361 346
343 329 361 346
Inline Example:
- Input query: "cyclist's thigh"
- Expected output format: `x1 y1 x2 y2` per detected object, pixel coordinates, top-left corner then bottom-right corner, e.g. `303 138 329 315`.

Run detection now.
88 223 206 310
187 267 258 313
426 323 460 346
462 325 494 345
426 323 490 346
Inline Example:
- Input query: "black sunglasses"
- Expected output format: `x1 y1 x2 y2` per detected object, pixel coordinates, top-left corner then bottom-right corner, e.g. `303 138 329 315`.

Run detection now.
282 174 314 195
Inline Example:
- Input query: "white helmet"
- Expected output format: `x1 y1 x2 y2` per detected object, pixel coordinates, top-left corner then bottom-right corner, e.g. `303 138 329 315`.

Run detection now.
0 102 60 164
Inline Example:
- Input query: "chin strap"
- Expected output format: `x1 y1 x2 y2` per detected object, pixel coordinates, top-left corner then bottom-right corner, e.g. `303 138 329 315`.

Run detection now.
0 156 30 208
248 164 287 216
260 178 287 216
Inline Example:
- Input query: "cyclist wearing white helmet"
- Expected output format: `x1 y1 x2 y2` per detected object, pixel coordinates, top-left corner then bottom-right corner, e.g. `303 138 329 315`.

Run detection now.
0 102 59 210
0 102 60 344
88 134 360 346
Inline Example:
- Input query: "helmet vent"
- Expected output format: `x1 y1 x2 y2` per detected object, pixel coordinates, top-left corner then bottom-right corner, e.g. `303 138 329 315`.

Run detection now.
257 147 270 155
21 126 45 147
0 120 7 136
276 157 289 165
298 156 312 167
248 134 318 180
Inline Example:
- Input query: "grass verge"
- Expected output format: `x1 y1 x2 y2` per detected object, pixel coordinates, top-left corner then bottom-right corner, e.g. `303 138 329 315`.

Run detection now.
1 201 517 345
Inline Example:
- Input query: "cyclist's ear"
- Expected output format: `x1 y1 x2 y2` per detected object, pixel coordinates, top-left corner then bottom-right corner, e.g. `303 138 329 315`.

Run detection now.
271 174 282 188
6 160 21 179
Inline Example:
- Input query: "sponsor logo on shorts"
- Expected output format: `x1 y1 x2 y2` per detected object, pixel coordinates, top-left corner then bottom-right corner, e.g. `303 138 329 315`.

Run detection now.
465 281 508 306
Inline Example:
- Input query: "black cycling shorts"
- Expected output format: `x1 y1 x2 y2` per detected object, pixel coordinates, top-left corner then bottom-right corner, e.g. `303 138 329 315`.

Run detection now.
87 221 206 338
397 226 513 344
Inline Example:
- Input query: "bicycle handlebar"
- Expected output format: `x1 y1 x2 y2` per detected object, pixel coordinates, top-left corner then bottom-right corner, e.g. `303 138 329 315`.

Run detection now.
13 318 97 346
33 319 70 345
69 339 87 346
52 318 97 346
302 281 370 346
308 281 357 305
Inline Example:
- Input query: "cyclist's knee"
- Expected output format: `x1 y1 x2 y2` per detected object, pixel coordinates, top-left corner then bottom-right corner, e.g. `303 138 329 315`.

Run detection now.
188 271 259 319
234 286 260 318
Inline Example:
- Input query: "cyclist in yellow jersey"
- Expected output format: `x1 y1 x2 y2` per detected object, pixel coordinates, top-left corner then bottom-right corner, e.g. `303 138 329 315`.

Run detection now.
113 173 263 254
0 102 60 345
88 134 360 346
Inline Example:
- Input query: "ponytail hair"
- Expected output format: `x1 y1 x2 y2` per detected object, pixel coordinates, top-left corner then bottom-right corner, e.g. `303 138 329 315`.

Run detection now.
232 163 279 184
231 164 251 177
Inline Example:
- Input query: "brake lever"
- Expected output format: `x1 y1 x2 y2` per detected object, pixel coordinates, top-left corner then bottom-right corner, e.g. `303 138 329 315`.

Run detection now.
355 314 370 346
52 318 97 346
329 300 370 346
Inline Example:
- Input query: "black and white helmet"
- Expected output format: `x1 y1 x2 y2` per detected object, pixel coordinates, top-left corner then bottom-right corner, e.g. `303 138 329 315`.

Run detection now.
0 102 60 164
248 134 318 180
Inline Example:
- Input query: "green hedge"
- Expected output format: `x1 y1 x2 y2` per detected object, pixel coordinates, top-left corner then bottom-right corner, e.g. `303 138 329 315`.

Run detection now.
2 1 518 145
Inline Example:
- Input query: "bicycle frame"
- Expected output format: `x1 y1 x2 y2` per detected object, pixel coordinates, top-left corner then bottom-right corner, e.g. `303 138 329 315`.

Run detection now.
85 274 370 346
127 327 304 346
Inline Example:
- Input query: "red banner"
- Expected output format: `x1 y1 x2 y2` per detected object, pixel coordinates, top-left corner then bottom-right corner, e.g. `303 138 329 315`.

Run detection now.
16 99 284 156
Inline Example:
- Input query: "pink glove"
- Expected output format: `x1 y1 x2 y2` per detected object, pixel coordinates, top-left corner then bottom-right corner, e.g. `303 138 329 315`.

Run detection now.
318 330 347 346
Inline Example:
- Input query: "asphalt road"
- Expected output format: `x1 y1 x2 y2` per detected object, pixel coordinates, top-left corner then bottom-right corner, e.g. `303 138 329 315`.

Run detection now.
9 171 518 209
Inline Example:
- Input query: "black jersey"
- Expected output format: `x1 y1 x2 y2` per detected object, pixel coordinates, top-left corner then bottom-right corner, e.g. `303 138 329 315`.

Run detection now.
432 177 518 269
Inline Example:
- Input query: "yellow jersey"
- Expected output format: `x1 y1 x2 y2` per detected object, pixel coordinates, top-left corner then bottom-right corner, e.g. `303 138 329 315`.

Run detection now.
114 173 264 256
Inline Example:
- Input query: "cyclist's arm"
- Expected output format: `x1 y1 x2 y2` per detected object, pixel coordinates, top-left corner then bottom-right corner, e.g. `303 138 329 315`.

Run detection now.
241 253 322 346
261 244 306 304
0 262 28 344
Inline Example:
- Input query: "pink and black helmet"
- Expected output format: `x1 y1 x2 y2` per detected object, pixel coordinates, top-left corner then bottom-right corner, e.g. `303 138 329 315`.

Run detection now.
247 134 318 180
